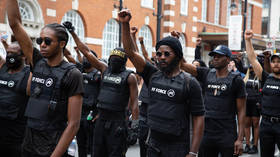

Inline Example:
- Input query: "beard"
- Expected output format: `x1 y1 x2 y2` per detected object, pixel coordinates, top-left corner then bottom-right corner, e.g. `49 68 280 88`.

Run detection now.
157 57 180 75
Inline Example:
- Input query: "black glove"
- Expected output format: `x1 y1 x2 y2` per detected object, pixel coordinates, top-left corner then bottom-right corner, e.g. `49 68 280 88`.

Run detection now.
127 127 138 146
63 21 75 32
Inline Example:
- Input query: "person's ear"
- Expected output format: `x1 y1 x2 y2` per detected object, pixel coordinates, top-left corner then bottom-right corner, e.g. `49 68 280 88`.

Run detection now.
59 41 66 49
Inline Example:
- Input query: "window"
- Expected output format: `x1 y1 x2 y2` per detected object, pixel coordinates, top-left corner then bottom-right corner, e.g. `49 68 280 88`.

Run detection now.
180 0 188 16
238 0 242 15
247 5 252 30
214 0 220 24
19 1 34 22
138 25 153 57
202 0 207 21
226 0 231 26
61 10 85 59
179 34 186 53
279 17 280 32
102 19 119 60
141 0 153 8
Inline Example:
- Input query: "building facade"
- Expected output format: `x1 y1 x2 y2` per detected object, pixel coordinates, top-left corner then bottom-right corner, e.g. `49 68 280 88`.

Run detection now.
0 0 263 65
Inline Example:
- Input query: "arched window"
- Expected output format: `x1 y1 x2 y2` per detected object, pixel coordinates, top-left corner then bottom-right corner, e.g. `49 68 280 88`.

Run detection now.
138 25 153 57
19 1 34 22
102 19 119 60
179 34 186 50
61 10 85 59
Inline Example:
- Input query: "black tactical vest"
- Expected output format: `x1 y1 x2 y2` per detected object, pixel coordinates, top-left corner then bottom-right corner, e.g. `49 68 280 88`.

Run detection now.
97 68 132 111
261 74 280 117
82 69 101 110
25 59 75 130
0 64 30 120
246 75 261 101
204 69 238 120
147 71 190 136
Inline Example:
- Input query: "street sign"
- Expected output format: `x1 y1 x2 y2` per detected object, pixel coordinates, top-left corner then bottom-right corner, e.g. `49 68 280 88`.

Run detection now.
228 15 243 51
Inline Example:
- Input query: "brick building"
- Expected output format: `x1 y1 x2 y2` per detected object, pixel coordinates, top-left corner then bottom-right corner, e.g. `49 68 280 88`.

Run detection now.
0 0 264 66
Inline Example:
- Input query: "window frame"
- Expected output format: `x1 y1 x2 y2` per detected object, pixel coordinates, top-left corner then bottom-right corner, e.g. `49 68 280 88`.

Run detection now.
102 19 120 60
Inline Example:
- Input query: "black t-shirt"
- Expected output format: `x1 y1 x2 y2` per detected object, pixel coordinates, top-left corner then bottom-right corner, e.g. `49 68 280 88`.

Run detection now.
139 62 204 142
31 48 84 98
140 61 205 116
196 67 246 147
196 67 246 100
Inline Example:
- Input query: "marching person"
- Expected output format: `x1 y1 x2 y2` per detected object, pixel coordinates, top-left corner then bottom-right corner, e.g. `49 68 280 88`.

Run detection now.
119 9 205 157
0 41 31 157
180 45 246 157
63 21 102 157
7 1 84 156
63 21 139 157
245 29 280 157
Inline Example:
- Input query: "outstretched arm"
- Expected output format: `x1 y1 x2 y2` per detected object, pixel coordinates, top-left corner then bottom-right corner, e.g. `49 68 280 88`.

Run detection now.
130 26 139 52
234 97 246 156
128 73 139 120
63 21 107 73
245 30 263 80
119 9 146 73
63 48 76 64
180 62 198 76
74 47 83 63
139 37 153 64
7 0 34 66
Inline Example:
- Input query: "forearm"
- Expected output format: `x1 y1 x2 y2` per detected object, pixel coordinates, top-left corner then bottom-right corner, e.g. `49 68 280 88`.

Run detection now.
194 46 201 60
131 34 139 52
122 22 136 57
237 110 245 141
245 39 257 64
264 58 271 73
130 100 139 120
190 115 204 153
181 63 198 76
70 32 90 54
7 0 22 28
65 55 76 64
77 52 83 63
51 121 80 157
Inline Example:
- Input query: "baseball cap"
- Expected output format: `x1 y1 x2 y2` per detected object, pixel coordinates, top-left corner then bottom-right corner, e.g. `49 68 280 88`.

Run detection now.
270 53 280 61
209 45 232 58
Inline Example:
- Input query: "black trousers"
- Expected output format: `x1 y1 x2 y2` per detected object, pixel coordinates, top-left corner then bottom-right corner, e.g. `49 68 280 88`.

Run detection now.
93 118 127 157
147 137 188 157
198 145 234 157
76 117 95 157
0 143 22 157
138 120 149 157
260 118 280 157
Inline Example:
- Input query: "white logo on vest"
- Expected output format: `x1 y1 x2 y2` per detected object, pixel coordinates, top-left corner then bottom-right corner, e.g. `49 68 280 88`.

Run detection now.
167 89 175 97
45 78 53 87
8 81 15 87
221 84 227 91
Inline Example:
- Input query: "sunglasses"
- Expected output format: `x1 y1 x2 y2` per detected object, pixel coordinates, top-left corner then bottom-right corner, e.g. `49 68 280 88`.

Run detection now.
36 37 53 46
156 51 171 57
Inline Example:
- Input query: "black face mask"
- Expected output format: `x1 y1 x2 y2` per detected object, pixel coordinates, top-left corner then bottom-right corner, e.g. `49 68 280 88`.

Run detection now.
109 57 126 73
6 53 23 69
82 58 92 70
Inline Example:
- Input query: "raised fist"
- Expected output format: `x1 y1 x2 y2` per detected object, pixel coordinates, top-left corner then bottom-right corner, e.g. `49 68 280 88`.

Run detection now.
245 30 253 40
263 50 272 59
118 9 132 23
130 26 138 34
138 36 144 43
63 21 75 32
196 37 202 46
171 31 180 39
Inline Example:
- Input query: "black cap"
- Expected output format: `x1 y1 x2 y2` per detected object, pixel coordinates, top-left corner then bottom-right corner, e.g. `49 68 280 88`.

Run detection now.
270 53 280 61
209 45 232 58
156 36 183 59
